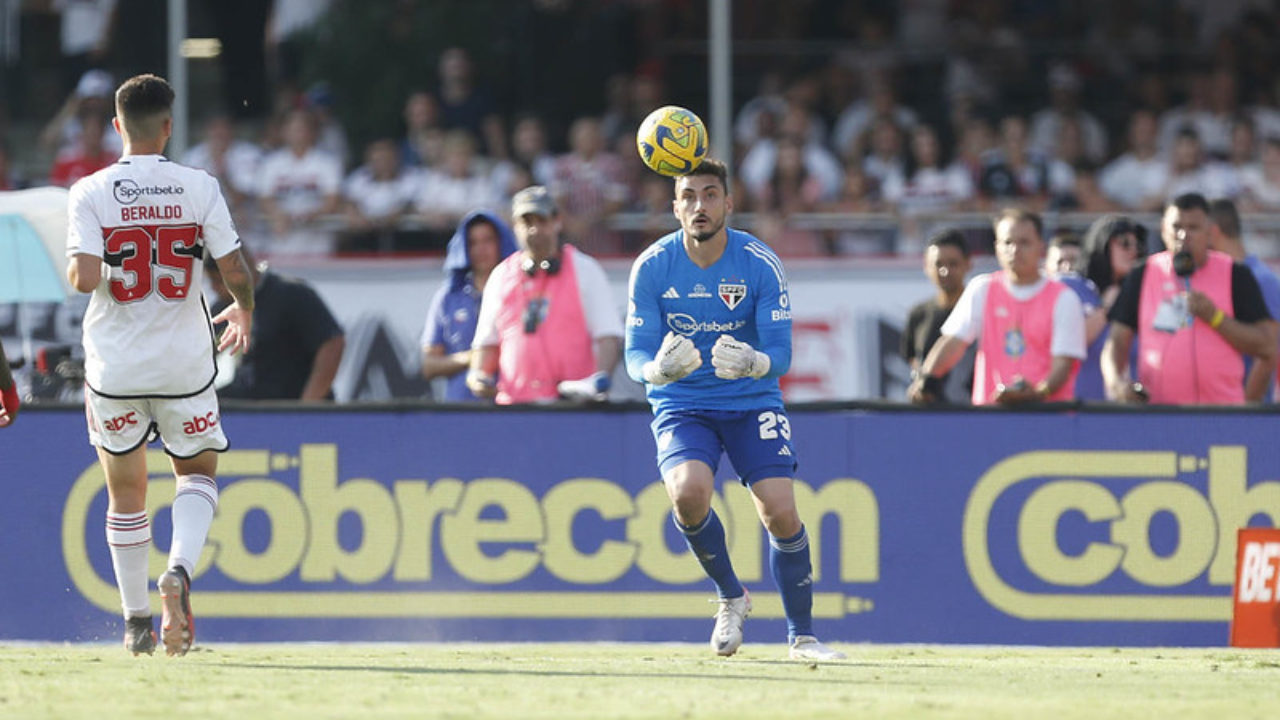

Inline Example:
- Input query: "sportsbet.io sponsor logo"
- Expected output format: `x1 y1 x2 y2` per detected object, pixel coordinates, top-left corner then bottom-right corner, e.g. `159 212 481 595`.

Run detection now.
964 446 1278 622
666 313 746 336
61 445 878 619
113 178 185 205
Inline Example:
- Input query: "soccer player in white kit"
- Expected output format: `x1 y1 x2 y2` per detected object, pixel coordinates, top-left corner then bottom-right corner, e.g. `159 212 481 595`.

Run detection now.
66 74 255 657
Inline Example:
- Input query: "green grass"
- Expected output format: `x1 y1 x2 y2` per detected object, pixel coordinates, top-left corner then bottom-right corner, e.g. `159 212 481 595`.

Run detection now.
1 643 1277 719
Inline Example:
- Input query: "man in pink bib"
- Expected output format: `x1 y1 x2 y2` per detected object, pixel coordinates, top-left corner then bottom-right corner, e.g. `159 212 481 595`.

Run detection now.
909 210 1086 405
467 186 622 404
1102 192 1276 404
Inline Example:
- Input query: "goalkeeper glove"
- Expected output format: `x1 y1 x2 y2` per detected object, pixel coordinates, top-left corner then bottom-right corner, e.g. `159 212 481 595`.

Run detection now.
710 334 771 380
0 383 18 427
642 331 702 385
557 371 612 401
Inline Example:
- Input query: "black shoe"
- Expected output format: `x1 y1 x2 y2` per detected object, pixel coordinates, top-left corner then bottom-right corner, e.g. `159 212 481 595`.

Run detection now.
158 567 193 656
124 615 156 656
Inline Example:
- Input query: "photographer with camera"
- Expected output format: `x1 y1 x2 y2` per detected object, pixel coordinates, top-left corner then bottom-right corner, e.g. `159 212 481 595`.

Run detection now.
1102 193 1277 404
466 186 622 404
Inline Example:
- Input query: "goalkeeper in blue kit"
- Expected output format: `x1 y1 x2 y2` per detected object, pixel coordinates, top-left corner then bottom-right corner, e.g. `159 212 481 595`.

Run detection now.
625 158 844 661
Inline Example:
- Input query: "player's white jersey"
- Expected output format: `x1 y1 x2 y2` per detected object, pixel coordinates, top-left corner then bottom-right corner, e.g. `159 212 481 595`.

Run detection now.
67 154 241 397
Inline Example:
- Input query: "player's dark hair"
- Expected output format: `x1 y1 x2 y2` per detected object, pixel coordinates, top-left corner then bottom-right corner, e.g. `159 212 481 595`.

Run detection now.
1209 198 1242 239
926 228 969 258
683 157 731 195
994 207 1043 240
115 74 174 140
1171 192 1210 215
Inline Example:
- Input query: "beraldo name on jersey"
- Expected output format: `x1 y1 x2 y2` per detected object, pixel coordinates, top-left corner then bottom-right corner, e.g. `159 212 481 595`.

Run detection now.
121 204 183 222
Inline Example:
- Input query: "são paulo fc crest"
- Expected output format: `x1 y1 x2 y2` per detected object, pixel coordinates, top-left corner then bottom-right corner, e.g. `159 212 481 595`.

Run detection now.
718 283 746 310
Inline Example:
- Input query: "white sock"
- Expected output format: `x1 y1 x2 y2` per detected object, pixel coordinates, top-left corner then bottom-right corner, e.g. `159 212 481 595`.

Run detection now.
106 510 152 618
168 474 218 577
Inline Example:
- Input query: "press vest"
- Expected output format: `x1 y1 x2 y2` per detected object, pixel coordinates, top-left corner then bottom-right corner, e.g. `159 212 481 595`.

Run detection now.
974 271 1077 404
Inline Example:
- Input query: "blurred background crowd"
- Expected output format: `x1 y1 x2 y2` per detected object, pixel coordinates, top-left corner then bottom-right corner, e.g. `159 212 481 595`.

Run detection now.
4 0 1280 259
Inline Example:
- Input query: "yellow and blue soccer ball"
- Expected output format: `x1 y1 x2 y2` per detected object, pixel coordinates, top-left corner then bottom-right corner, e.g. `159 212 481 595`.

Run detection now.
636 105 708 177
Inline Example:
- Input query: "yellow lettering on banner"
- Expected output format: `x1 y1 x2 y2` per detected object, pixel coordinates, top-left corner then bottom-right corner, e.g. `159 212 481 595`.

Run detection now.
1018 481 1122 586
628 482 703 584
441 478 543 583
61 445 878 618
298 445 399 584
794 478 880 582
1112 482 1216 587
1209 446 1280 584
206 479 307 583
391 479 463 581
541 479 635 583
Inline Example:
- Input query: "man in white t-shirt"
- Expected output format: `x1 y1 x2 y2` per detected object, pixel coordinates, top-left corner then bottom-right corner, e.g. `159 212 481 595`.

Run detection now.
66 74 255 658
908 209 1086 405
256 108 342 256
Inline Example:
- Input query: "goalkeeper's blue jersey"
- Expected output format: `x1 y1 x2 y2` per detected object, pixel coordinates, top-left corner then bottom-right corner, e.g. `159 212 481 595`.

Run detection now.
625 227 792 414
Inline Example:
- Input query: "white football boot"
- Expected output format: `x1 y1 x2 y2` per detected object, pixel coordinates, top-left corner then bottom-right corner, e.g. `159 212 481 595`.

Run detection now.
710 589 752 656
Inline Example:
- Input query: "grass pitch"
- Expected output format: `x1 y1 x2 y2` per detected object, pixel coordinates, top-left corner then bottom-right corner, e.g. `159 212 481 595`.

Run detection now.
2 642 1277 719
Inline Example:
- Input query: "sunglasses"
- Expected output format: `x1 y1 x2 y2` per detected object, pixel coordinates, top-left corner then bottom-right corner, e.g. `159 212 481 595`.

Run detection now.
1111 235 1138 251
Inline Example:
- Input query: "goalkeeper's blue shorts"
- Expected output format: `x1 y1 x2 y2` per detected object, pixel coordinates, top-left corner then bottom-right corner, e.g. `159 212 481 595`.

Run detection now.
650 407 797 486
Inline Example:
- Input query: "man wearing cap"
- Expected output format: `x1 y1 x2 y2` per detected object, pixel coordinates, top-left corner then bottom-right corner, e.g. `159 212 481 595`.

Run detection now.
466 186 623 404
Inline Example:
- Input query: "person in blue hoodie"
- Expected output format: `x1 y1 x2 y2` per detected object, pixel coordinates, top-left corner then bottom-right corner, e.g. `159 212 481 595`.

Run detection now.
420 210 518 401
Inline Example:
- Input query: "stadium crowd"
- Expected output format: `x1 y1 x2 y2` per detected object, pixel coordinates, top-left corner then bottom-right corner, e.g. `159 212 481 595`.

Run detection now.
3 1 1280 259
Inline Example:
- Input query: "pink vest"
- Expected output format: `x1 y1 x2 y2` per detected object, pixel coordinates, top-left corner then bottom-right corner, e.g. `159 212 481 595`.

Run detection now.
491 245 596 404
1136 250 1242 404
974 272 1077 405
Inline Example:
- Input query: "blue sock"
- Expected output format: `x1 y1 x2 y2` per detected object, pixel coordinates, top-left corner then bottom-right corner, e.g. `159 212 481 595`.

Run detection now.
675 510 744 599
770 525 813 640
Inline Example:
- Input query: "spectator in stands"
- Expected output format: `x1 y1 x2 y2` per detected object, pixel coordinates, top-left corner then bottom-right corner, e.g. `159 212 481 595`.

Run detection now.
733 70 787 153
1054 161 1121 212
1239 136 1280 211
48 109 116 187
908 209 1085 406
1046 231 1108 401
740 103 842 204
1158 68 1239 159
53 0 116 95
303 82 349 168
489 114 556 203
433 47 506 159
831 69 917 161
256 108 343 256
902 228 974 404
882 123 976 214
1208 198 1280 401
340 138 417 253
467 186 623 404
978 115 1055 210
750 136 825 256
1225 115 1257 176
181 115 261 219
400 90 443 168
823 164 890 255
1099 109 1167 211
206 246 345 401
1029 63 1108 163
412 129 499 249
860 118 908 200
549 116 629 255
420 211 517 402
1158 127 1240 203
1103 193 1276 404
953 117 996 191
39 69 122 158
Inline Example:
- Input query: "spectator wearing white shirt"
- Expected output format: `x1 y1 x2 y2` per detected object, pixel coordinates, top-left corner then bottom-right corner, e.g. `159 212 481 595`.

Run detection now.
412 129 499 250
1100 110 1169 211
1240 136 1280 211
257 108 343 257
341 139 417 253
881 123 974 214
739 104 843 203
1159 127 1241 203
182 115 262 219
1029 63 1108 164
830 70 918 160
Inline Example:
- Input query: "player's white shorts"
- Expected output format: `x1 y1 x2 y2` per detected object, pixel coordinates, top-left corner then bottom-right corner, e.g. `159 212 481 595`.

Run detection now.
84 384 229 458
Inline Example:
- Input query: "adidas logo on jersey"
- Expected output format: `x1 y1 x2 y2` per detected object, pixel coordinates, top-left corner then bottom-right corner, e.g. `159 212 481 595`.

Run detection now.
778 446 793 456
662 287 680 299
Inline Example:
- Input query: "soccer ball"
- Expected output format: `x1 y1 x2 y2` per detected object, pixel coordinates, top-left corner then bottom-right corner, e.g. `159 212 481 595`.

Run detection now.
636 105 708 177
